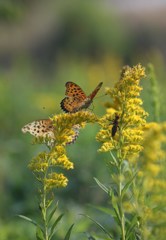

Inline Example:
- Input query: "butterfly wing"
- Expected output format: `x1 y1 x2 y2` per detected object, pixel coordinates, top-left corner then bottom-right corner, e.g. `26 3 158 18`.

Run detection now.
22 120 80 144
61 81 103 113
67 124 80 144
65 82 87 99
88 82 103 100
22 119 54 138
61 82 87 112
60 97 82 113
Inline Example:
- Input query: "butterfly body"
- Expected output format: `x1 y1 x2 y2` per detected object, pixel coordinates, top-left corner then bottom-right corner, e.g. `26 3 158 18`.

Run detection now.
61 81 103 113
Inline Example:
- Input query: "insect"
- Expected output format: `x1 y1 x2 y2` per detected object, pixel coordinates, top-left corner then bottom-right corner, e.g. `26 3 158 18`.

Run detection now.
60 82 103 113
111 114 120 137
22 119 80 144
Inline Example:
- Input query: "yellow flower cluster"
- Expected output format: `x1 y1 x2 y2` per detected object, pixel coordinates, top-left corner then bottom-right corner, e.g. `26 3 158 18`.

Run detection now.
28 152 49 172
29 111 98 189
140 122 166 176
50 146 74 170
45 173 68 190
29 148 74 174
136 122 166 239
97 64 148 161
50 111 97 146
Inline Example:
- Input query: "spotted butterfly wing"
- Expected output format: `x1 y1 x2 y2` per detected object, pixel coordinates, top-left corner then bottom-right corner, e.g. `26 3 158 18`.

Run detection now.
61 82 103 113
61 82 86 113
64 82 87 99
22 119 80 144
22 119 54 138
68 124 80 144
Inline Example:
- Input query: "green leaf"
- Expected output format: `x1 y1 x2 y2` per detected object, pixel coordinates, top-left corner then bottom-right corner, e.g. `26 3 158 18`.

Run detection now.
113 207 121 226
47 201 59 224
125 215 138 240
109 151 118 167
49 213 64 239
80 214 113 239
89 205 115 217
64 224 74 240
47 199 54 209
121 173 137 199
36 226 45 240
94 177 109 194
111 193 121 225
17 215 38 227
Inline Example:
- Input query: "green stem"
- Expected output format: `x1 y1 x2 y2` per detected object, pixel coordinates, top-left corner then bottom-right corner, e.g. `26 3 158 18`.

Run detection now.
118 162 125 240
42 175 49 240
148 63 160 122
115 122 126 240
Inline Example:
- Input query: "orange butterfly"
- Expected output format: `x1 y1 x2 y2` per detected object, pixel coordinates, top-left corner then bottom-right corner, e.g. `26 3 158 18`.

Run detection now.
60 82 103 113
22 119 80 144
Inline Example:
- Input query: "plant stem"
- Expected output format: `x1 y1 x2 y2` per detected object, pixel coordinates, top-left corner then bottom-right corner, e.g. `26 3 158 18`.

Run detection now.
117 116 126 240
118 162 125 240
42 178 49 240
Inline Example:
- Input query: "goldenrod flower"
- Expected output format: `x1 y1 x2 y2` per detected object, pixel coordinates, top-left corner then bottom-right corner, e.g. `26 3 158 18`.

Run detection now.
136 121 166 239
51 153 74 170
50 111 97 146
28 152 49 172
97 64 148 161
22 84 100 239
141 122 166 173
45 173 68 190
28 111 98 189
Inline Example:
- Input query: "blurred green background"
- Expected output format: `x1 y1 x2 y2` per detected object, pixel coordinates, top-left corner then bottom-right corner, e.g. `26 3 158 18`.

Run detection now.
0 0 166 239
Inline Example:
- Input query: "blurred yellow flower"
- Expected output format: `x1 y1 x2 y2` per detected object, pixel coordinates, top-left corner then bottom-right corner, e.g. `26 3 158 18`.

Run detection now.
136 121 166 239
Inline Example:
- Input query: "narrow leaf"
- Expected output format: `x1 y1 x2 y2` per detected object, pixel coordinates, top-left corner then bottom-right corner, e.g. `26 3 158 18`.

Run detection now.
36 226 45 240
49 214 64 239
47 199 54 209
17 215 38 227
111 193 121 225
64 224 74 240
121 173 137 199
125 215 138 239
110 151 118 166
94 178 109 194
89 204 115 217
47 201 59 224
113 206 121 226
80 214 113 239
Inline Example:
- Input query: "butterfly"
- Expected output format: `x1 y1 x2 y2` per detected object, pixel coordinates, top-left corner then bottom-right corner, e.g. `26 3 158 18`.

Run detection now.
60 82 103 113
22 119 80 144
